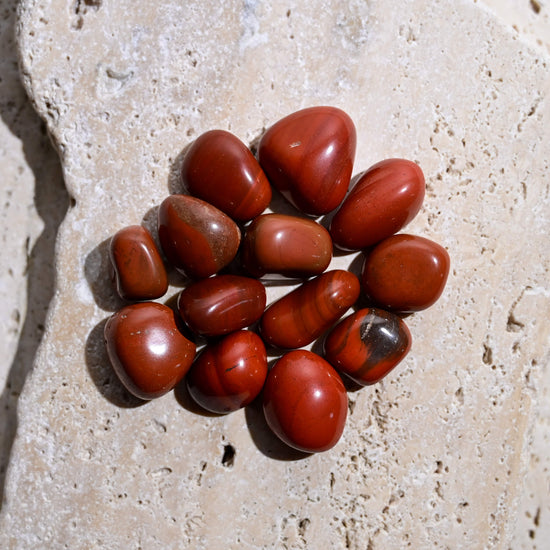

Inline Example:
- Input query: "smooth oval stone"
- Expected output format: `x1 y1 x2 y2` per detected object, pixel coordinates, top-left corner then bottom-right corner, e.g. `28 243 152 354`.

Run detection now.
241 213 333 278
258 106 356 216
177 274 266 337
157 194 241 279
330 158 425 250
260 269 360 349
187 330 268 414
104 302 196 400
109 225 168 301
324 308 412 385
263 350 348 453
181 129 272 222
361 234 450 313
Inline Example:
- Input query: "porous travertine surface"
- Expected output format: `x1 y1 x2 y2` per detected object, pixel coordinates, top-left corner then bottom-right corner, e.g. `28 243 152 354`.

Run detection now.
2 0 549 548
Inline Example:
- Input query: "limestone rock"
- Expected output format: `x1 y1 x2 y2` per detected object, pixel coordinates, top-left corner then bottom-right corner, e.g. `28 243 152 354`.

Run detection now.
1 0 550 548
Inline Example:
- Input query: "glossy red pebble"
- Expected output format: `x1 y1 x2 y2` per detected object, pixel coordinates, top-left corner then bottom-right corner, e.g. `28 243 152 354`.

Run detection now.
260 270 360 349
104 302 196 400
324 308 412 385
263 350 348 453
181 130 272 222
187 330 268 414
177 275 266 337
109 225 168 301
157 194 240 279
361 234 450 313
258 106 356 216
241 213 332 278
330 158 425 250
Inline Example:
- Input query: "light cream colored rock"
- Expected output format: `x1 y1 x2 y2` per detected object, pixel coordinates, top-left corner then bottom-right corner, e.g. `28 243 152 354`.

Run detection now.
0 0 66 486
1 0 549 548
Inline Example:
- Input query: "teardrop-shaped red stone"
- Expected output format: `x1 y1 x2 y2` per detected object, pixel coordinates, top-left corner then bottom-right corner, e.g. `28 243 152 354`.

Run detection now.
330 158 425 250
258 106 356 215
260 270 360 349
157 195 241 279
181 130 272 222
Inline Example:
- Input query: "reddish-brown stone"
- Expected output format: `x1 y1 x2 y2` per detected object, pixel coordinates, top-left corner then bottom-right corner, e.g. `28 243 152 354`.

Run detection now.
258 106 356 215
241 213 332 277
187 330 268 414
324 308 412 385
177 275 266 337
330 158 425 250
104 302 196 400
263 350 348 453
260 270 360 349
181 130 272 222
157 194 241 279
109 225 168 301
362 234 450 312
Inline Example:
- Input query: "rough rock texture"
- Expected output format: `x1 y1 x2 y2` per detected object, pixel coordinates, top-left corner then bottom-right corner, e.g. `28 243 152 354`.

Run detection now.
1 0 549 548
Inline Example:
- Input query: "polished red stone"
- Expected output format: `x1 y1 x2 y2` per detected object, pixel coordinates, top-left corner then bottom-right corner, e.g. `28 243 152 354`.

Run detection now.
361 234 450 312
263 350 348 453
177 275 266 337
258 106 356 215
187 330 267 414
181 130 272 222
104 302 196 400
109 225 168 301
260 270 360 349
324 308 412 385
157 194 240 279
241 213 332 278
330 158 425 250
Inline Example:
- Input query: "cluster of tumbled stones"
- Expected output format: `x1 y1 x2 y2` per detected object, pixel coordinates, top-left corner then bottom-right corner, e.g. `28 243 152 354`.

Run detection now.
103 106 450 453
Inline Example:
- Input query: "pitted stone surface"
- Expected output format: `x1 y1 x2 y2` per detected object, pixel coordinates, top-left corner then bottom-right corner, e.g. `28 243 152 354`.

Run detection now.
1 0 549 548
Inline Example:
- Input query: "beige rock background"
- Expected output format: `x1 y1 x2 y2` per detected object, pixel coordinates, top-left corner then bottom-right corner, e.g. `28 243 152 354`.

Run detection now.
0 0 549 548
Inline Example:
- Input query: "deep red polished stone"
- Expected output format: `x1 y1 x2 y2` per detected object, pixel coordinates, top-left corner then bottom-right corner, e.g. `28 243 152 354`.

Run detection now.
181 130 272 222
241 213 332 277
258 106 356 216
330 158 425 250
109 225 168 301
260 270 360 349
263 350 348 453
361 234 450 313
187 330 268 414
324 308 412 385
104 302 196 400
177 275 266 337
157 194 241 279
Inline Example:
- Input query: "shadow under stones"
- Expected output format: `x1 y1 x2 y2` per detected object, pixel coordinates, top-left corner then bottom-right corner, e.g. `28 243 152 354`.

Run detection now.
0 0 69 508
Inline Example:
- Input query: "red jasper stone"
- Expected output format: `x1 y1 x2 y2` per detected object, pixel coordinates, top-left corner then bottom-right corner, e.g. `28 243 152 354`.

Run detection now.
104 302 196 400
361 234 450 313
263 350 348 453
187 330 268 414
324 308 412 385
181 130 272 222
157 195 240 279
260 270 360 349
330 158 425 250
109 225 168 301
241 213 332 278
177 275 266 337
258 106 356 216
